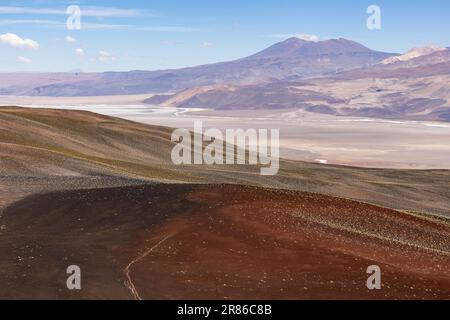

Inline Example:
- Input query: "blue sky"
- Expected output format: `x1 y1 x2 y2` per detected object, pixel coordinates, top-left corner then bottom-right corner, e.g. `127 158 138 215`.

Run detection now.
0 0 449 72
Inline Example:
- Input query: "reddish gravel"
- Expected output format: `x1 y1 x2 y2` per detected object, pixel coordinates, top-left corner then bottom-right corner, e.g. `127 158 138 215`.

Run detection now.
1 184 449 300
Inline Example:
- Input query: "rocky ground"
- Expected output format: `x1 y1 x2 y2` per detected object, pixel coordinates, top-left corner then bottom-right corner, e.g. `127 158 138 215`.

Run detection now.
1 184 449 299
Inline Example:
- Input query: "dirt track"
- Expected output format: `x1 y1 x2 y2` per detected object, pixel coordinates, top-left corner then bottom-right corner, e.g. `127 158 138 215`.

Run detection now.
1 184 450 300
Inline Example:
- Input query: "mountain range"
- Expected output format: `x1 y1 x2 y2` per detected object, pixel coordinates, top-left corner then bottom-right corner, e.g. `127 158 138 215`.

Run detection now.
2 37 450 121
0 37 395 96
145 41 450 121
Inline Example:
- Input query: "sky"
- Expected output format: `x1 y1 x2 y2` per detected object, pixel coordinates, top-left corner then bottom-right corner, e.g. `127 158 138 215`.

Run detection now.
0 0 449 72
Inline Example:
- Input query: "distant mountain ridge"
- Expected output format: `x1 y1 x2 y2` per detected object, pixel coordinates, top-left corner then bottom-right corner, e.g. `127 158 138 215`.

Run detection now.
0 37 396 97
146 46 450 122
381 46 446 65
250 38 377 59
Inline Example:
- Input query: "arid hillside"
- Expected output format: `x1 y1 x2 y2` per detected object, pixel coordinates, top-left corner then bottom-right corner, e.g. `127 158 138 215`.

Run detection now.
1 107 450 300
1 106 450 216
146 74 450 121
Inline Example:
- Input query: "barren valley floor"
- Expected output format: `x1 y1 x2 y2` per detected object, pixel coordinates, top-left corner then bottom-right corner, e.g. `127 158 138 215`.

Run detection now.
2 97 450 169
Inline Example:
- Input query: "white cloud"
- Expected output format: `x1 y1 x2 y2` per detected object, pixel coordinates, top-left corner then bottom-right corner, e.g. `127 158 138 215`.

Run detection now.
16 55 32 63
81 6 157 17
0 20 205 33
97 51 116 62
0 6 156 17
269 33 321 42
80 24 205 32
297 33 320 42
0 19 63 26
0 18 204 33
161 40 181 45
200 41 213 48
135 26 204 32
75 48 85 56
65 36 76 43
0 33 39 50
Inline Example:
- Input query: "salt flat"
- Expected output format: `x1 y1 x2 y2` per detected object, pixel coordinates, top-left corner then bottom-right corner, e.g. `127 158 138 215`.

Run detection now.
2 96 450 169
140 108 450 169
